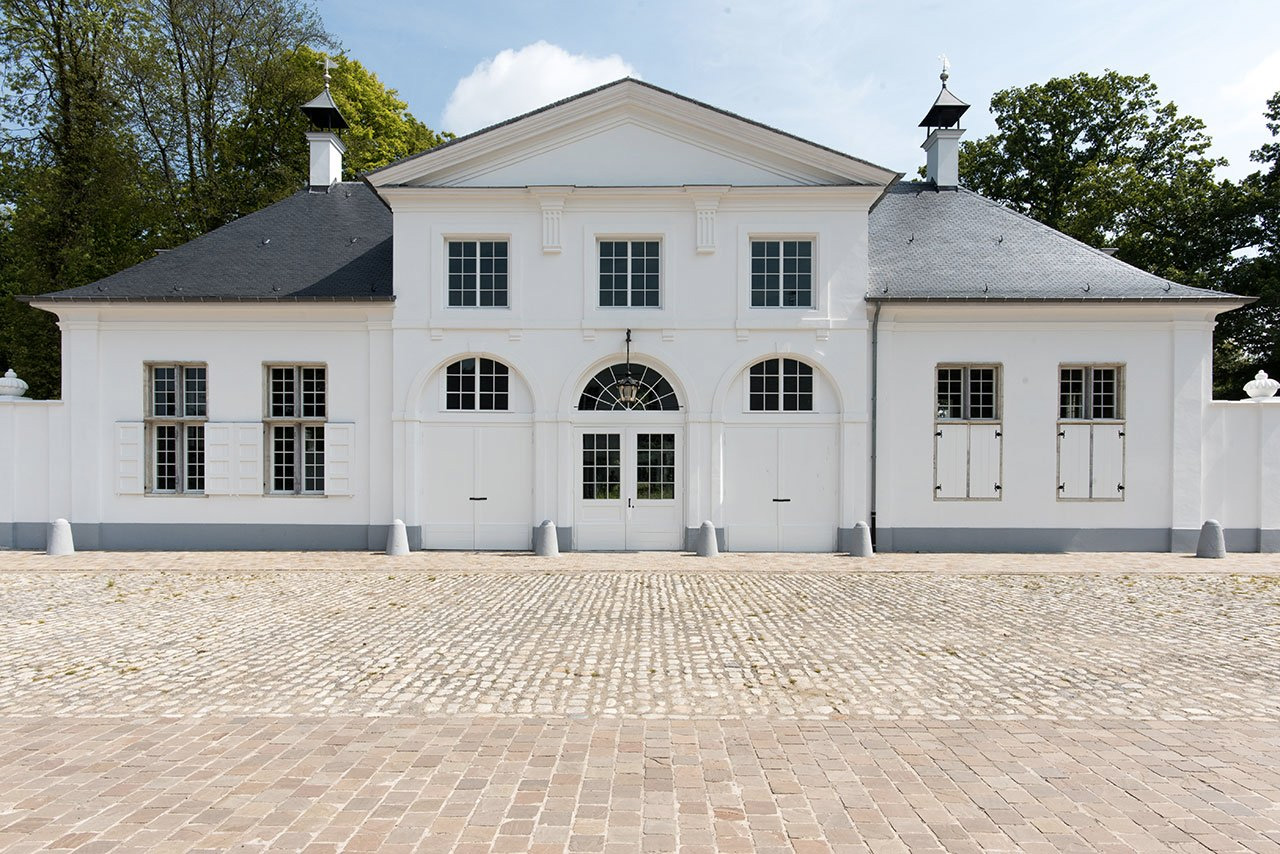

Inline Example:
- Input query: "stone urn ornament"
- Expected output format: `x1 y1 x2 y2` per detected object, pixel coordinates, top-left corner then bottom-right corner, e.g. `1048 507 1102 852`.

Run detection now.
1244 370 1279 399
0 368 28 400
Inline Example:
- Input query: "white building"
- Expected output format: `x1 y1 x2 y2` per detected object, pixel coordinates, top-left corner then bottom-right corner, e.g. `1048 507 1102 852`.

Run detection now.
2 77 1277 552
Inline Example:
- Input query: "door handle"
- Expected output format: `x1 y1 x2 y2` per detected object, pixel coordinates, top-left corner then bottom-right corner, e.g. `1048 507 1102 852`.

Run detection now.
772 498 791 503
469 497 487 501
627 498 633 508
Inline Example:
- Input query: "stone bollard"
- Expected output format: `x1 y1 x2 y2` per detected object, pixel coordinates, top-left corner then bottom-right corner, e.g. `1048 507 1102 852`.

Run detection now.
47 518 74 556
695 520 719 557
1195 520 1226 559
849 521 874 557
385 519 410 556
533 520 559 557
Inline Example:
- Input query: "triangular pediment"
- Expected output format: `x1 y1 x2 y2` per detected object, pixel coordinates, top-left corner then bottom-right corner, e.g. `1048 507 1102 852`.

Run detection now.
367 79 899 189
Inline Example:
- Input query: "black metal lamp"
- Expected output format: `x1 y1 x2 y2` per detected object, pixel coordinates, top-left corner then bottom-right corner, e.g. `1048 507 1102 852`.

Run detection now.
616 329 639 406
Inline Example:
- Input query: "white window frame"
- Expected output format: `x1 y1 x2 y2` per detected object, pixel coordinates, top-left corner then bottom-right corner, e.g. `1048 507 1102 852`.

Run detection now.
597 237 662 308
933 364 1003 501
443 357 511 412
445 237 510 309
144 363 207 495
745 357 816 412
749 237 816 309
264 364 327 495
1057 364 1126 502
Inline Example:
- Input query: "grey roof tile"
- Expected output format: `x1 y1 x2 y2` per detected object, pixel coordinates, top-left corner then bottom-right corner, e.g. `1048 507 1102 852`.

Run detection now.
33 182 392 302
868 182 1246 302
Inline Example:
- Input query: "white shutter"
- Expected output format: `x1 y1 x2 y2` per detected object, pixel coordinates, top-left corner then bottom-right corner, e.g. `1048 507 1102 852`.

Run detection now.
969 424 1003 499
233 423 263 495
1091 423 1126 500
203 423 234 495
934 424 968 499
115 422 145 495
325 422 355 496
1057 424 1091 499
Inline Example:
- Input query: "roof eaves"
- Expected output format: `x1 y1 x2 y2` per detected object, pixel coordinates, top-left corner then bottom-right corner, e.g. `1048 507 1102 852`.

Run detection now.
19 294 396 304
865 294 1257 305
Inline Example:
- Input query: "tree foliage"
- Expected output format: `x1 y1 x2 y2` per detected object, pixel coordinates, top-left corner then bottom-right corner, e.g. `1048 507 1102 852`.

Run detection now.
958 71 1274 395
0 0 448 399
1214 92 1280 393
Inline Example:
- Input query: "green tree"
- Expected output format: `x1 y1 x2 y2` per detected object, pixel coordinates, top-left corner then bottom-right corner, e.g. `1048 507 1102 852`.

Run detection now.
0 0 164 399
1216 92 1280 394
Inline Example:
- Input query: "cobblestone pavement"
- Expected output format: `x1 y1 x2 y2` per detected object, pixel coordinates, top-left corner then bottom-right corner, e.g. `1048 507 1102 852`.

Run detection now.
1 551 1278 852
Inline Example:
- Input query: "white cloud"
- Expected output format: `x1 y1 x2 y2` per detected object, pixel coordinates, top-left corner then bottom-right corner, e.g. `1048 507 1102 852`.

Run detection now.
442 42 637 134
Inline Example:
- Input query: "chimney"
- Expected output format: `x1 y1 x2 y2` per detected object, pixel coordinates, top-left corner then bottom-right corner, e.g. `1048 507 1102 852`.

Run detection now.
306 131 346 189
919 58 969 189
300 58 349 190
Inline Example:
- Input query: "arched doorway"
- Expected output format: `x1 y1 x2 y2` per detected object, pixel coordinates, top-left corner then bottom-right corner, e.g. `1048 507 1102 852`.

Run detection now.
574 363 683 550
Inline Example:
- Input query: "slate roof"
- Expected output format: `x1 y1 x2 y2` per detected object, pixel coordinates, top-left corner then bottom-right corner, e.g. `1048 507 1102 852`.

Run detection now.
869 182 1247 303
29 182 392 303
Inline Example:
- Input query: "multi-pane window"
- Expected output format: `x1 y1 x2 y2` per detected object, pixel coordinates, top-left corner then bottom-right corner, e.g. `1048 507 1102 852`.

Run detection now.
748 358 814 411
147 364 206 493
599 240 660 307
936 366 999 420
447 240 508 307
266 365 326 494
445 358 509 411
1059 366 1122 420
751 240 813 307
582 433 621 500
635 433 676 500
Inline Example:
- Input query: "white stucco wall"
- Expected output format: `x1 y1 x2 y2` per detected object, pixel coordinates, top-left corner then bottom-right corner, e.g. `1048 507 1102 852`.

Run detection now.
15 303 395 548
873 303 1224 550
386 184 877 549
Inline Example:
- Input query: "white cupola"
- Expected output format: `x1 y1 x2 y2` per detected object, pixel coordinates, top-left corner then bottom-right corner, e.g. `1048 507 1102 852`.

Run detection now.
919 57 969 189
301 58 349 190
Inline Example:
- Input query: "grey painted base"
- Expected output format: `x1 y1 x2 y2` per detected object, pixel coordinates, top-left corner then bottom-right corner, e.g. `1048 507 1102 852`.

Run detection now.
3 522 1276 554
684 526 725 552
0 523 423 552
878 527 1278 554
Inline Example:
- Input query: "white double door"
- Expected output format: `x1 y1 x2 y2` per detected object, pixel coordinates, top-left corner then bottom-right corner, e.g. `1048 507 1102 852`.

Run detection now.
723 425 838 551
422 424 533 550
575 427 683 551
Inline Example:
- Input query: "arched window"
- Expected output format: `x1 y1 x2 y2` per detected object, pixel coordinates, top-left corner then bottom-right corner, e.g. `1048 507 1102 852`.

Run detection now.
445 357 509 411
579 364 679 411
748 358 814 411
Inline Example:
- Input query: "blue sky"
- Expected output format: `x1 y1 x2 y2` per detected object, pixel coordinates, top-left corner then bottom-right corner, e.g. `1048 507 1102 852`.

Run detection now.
316 0 1278 180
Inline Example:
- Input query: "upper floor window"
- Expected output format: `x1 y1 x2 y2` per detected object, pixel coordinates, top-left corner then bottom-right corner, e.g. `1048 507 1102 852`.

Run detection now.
266 365 326 494
448 240 508 307
748 358 814 411
147 364 207 493
599 240 660 307
751 240 812 307
1059 365 1122 420
446 357 509 411
936 365 999 421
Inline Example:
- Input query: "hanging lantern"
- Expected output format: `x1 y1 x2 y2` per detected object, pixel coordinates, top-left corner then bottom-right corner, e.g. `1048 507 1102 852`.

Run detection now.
616 329 640 406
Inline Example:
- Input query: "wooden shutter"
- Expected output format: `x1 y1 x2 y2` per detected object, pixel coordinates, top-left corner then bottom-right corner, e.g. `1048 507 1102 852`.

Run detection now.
1057 424 1091 499
325 422 355 496
1091 424 1126 499
203 423 234 495
232 423 263 495
934 423 968 499
114 422 145 495
968 424 1003 499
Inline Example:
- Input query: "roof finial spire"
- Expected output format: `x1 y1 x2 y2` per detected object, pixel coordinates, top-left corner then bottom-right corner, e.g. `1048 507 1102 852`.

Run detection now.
939 53 951 87
320 56 338 90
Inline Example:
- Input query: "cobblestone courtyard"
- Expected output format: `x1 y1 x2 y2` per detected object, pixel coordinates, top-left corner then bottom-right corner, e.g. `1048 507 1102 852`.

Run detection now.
1 551 1278 852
